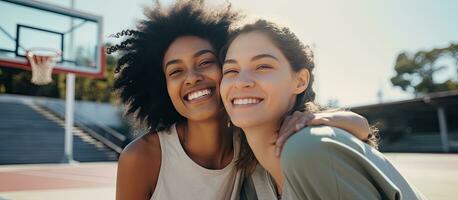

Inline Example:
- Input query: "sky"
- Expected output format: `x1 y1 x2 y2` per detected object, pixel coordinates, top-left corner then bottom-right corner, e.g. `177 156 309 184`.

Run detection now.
38 0 458 107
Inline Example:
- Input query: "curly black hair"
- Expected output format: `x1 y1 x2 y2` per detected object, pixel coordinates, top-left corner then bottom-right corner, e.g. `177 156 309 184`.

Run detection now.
108 0 240 132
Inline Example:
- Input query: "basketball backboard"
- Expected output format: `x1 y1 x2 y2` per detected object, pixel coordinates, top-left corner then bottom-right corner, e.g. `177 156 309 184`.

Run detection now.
0 0 105 78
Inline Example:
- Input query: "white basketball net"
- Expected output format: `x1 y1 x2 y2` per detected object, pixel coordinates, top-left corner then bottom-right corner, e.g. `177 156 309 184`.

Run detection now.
26 48 61 85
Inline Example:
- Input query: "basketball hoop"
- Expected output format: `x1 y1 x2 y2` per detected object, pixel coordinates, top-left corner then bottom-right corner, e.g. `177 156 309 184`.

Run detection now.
26 47 61 85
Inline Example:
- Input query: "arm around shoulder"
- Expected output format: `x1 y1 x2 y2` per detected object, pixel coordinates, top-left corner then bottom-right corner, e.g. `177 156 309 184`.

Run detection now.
116 133 161 200
314 111 370 141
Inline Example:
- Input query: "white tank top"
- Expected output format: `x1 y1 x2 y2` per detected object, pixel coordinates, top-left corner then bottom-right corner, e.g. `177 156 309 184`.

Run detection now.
150 124 242 200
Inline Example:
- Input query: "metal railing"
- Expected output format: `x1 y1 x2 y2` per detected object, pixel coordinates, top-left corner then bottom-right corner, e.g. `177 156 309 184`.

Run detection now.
36 101 128 154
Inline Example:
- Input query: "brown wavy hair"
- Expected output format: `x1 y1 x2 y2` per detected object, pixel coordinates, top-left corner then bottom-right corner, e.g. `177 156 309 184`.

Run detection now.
220 20 378 171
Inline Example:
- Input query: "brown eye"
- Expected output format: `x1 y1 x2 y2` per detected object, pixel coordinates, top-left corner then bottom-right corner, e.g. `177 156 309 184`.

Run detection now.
222 68 238 75
199 60 216 67
256 64 273 70
169 69 183 76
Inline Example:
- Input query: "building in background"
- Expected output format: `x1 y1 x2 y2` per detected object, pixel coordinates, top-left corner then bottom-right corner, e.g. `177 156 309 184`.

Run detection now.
351 90 458 153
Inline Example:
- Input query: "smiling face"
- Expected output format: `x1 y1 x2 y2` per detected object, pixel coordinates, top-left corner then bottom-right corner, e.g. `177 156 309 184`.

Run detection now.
220 31 309 129
163 36 223 122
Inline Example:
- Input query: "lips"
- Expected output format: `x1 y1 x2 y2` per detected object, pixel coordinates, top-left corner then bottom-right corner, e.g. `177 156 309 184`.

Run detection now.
184 88 213 101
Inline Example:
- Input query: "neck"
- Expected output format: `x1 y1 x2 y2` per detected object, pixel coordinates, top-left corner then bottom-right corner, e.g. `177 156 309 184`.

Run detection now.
243 122 284 193
178 116 233 169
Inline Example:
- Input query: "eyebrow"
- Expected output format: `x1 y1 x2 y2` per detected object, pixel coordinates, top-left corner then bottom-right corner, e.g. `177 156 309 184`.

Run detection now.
164 59 182 69
223 54 279 65
223 59 237 65
164 49 216 69
251 54 279 62
193 49 215 58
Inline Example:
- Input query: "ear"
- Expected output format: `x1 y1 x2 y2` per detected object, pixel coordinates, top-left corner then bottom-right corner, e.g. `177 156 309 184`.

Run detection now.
293 68 310 94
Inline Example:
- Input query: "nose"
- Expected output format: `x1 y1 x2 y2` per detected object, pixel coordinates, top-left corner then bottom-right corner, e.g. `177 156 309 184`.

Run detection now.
235 70 254 88
184 69 204 86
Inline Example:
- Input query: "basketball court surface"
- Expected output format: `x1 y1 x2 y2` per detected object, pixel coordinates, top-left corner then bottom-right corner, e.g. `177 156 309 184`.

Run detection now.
0 162 116 200
0 153 457 200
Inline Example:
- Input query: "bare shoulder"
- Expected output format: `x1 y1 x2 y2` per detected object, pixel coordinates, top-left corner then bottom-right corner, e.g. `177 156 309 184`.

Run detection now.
116 132 161 200
121 132 161 163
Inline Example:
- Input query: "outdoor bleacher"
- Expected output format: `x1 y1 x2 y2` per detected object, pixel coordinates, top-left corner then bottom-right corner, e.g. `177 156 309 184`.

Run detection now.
0 95 123 164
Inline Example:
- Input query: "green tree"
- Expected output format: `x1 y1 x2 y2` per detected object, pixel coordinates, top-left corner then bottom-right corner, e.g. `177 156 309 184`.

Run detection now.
58 53 118 103
391 43 458 95
444 43 458 76
0 67 61 97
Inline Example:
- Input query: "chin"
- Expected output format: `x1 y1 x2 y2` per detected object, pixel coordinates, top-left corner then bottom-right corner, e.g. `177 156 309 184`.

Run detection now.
230 115 264 130
188 105 223 121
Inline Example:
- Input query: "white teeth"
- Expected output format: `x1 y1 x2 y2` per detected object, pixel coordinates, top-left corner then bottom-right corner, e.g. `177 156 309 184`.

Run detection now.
187 89 211 101
233 98 261 105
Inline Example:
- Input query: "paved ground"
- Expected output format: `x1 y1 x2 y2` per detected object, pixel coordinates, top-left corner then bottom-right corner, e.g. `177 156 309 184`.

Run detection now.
0 162 116 200
386 153 458 200
0 153 456 200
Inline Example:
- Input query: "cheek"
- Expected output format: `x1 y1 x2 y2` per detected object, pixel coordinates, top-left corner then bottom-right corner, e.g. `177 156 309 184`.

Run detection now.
219 77 231 104
263 74 296 109
165 78 182 106
267 83 290 103
208 65 222 80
